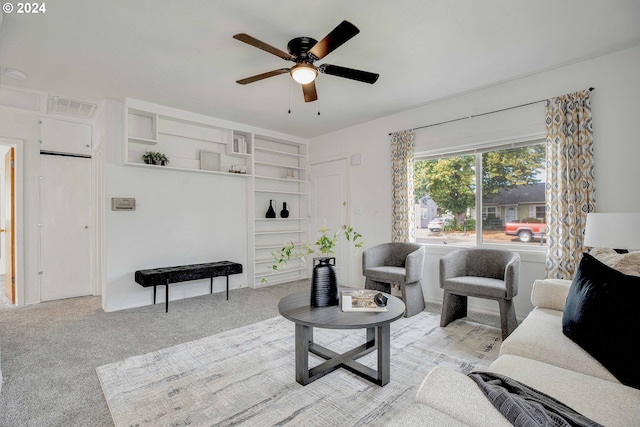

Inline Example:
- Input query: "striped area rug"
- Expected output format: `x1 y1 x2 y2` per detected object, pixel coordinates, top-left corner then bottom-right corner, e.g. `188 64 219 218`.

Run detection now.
96 312 500 426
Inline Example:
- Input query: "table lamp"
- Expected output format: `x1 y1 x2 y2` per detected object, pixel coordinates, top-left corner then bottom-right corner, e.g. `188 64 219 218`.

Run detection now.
583 213 640 253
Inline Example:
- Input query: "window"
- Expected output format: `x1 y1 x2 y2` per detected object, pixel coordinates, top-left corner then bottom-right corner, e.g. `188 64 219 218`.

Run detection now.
414 141 546 247
482 206 498 220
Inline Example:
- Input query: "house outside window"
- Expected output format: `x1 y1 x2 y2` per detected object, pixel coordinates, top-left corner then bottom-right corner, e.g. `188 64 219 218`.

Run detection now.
414 140 546 247
482 206 498 220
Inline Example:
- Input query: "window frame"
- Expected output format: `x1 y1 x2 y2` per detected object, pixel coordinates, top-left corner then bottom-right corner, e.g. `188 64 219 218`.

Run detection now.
415 137 547 251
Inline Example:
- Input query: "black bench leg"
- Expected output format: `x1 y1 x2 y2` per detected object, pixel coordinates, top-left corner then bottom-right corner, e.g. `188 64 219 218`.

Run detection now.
165 279 169 313
153 286 156 304
210 277 213 294
226 275 229 300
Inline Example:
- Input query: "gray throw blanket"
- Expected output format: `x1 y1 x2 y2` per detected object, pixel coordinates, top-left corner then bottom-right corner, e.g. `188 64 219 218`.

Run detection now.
468 372 603 427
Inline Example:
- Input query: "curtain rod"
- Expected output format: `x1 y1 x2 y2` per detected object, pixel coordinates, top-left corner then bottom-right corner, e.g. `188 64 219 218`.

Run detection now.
388 87 595 135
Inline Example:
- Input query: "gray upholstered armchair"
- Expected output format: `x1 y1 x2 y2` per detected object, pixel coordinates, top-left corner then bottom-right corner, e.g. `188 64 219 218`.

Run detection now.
363 242 425 317
439 248 520 339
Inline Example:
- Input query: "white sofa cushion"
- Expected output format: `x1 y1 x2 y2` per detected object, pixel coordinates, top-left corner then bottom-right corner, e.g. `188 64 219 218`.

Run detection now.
499 307 618 383
530 278 570 311
488 355 640 427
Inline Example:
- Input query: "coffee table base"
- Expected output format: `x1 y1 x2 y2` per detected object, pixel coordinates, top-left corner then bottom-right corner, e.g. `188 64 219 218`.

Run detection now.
295 323 391 387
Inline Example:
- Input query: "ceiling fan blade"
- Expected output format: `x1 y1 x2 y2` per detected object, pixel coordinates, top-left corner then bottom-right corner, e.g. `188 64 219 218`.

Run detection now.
318 64 379 84
233 33 294 60
302 81 318 102
309 20 360 60
236 68 290 85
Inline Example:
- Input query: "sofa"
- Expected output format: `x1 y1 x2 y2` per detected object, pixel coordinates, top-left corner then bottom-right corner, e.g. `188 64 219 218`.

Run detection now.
387 275 640 426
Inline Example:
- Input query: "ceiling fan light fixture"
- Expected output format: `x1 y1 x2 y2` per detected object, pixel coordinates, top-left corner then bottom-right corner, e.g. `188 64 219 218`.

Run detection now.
290 63 317 85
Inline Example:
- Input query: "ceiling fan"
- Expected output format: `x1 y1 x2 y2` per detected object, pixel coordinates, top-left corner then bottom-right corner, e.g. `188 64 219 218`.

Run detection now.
233 20 379 103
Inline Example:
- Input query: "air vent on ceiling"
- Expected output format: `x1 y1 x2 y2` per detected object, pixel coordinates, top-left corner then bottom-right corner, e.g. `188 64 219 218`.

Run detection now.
48 95 97 119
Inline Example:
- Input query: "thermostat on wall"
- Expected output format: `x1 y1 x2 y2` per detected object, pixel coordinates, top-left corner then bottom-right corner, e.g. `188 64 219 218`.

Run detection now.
111 197 136 211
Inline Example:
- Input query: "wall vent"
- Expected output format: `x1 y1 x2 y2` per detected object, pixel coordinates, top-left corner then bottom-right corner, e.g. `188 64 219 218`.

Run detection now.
48 95 97 119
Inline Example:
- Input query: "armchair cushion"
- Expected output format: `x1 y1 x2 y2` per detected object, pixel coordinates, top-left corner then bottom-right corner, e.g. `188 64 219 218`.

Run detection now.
363 266 407 284
440 249 520 299
363 243 424 283
443 276 510 299
562 253 640 389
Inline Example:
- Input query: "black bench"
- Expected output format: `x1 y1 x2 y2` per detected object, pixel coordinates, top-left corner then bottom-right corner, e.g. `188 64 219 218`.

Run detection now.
134 261 243 312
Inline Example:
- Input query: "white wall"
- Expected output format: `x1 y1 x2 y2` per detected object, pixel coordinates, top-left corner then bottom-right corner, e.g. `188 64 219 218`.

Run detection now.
101 100 307 312
310 44 640 318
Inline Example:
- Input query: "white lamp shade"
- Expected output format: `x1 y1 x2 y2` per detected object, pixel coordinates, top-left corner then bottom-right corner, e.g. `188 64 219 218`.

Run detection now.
290 64 317 85
583 213 640 250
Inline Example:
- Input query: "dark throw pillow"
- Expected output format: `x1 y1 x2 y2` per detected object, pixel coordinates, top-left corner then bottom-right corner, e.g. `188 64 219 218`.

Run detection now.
563 253 640 389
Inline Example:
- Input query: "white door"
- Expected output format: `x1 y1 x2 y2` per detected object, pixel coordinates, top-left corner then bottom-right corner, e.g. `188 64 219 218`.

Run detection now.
310 157 349 284
39 154 92 301
506 206 517 223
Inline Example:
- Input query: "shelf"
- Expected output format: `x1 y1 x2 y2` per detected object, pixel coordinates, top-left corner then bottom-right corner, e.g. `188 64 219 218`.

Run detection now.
128 108 158 142
255 257 280 264
255 190 306 195
255 230 305 235
228 151 252 158
254 175 307 183
255 242 307 250
257 266 307 278
124 162 251 178
254 146 305 158
254 161 306 170
256 275 308 287
255 218 307 222
128 136 158 145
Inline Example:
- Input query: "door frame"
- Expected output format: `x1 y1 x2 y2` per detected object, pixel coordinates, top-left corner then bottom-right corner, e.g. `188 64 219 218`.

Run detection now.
0 137 24 306
310 153 352 284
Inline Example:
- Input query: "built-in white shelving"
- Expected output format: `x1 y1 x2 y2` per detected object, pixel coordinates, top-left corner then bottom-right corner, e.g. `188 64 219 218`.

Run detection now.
251 135 309 286
123 98 310 289
123 98 253 176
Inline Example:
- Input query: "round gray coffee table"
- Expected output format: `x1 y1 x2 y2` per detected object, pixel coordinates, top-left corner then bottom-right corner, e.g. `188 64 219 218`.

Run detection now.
278 290 405 387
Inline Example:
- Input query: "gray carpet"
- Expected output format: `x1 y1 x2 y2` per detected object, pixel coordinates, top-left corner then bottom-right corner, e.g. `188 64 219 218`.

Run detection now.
97 312 500 426
0 280 310 426
0 280 502 426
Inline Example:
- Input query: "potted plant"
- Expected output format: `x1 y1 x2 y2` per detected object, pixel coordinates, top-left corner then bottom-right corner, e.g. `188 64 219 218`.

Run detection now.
141 151 169 166
153 152 169 166
142 151 155 165
268 226 363 307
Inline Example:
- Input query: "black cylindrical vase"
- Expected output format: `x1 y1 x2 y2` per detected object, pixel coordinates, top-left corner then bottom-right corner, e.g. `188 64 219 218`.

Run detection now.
310 257 338 307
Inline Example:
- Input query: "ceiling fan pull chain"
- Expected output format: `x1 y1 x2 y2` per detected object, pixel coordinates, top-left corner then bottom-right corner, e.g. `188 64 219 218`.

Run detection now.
288 78 292 114
316 81 320 115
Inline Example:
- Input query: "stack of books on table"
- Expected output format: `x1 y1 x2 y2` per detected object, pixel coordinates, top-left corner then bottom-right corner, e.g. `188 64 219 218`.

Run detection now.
340 289 388 312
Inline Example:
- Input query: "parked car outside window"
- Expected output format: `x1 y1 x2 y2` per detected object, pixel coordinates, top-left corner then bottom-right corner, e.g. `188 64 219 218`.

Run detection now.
428 217 445 232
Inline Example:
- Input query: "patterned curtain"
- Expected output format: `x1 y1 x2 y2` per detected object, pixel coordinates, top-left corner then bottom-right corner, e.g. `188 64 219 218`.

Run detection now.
391 130 415 242
545 90 595 279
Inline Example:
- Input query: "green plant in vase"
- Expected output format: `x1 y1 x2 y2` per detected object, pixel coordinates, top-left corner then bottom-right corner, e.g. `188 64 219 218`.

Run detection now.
264 225 363 284
142 151 155 164
141 151 169 166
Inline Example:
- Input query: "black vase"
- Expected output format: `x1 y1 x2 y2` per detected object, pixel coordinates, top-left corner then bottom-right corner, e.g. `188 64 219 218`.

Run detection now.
310 257 338 307
280 202 289 218
266 200 276 218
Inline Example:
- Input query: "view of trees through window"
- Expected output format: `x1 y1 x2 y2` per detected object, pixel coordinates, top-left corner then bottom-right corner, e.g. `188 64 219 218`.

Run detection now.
414 142 547 246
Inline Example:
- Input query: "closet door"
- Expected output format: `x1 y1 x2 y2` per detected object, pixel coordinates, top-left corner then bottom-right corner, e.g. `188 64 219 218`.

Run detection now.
310 157 349 284
39 154 92 301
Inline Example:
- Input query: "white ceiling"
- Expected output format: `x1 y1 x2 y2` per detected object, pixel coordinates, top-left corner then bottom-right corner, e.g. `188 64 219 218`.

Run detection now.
1 0 639 138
